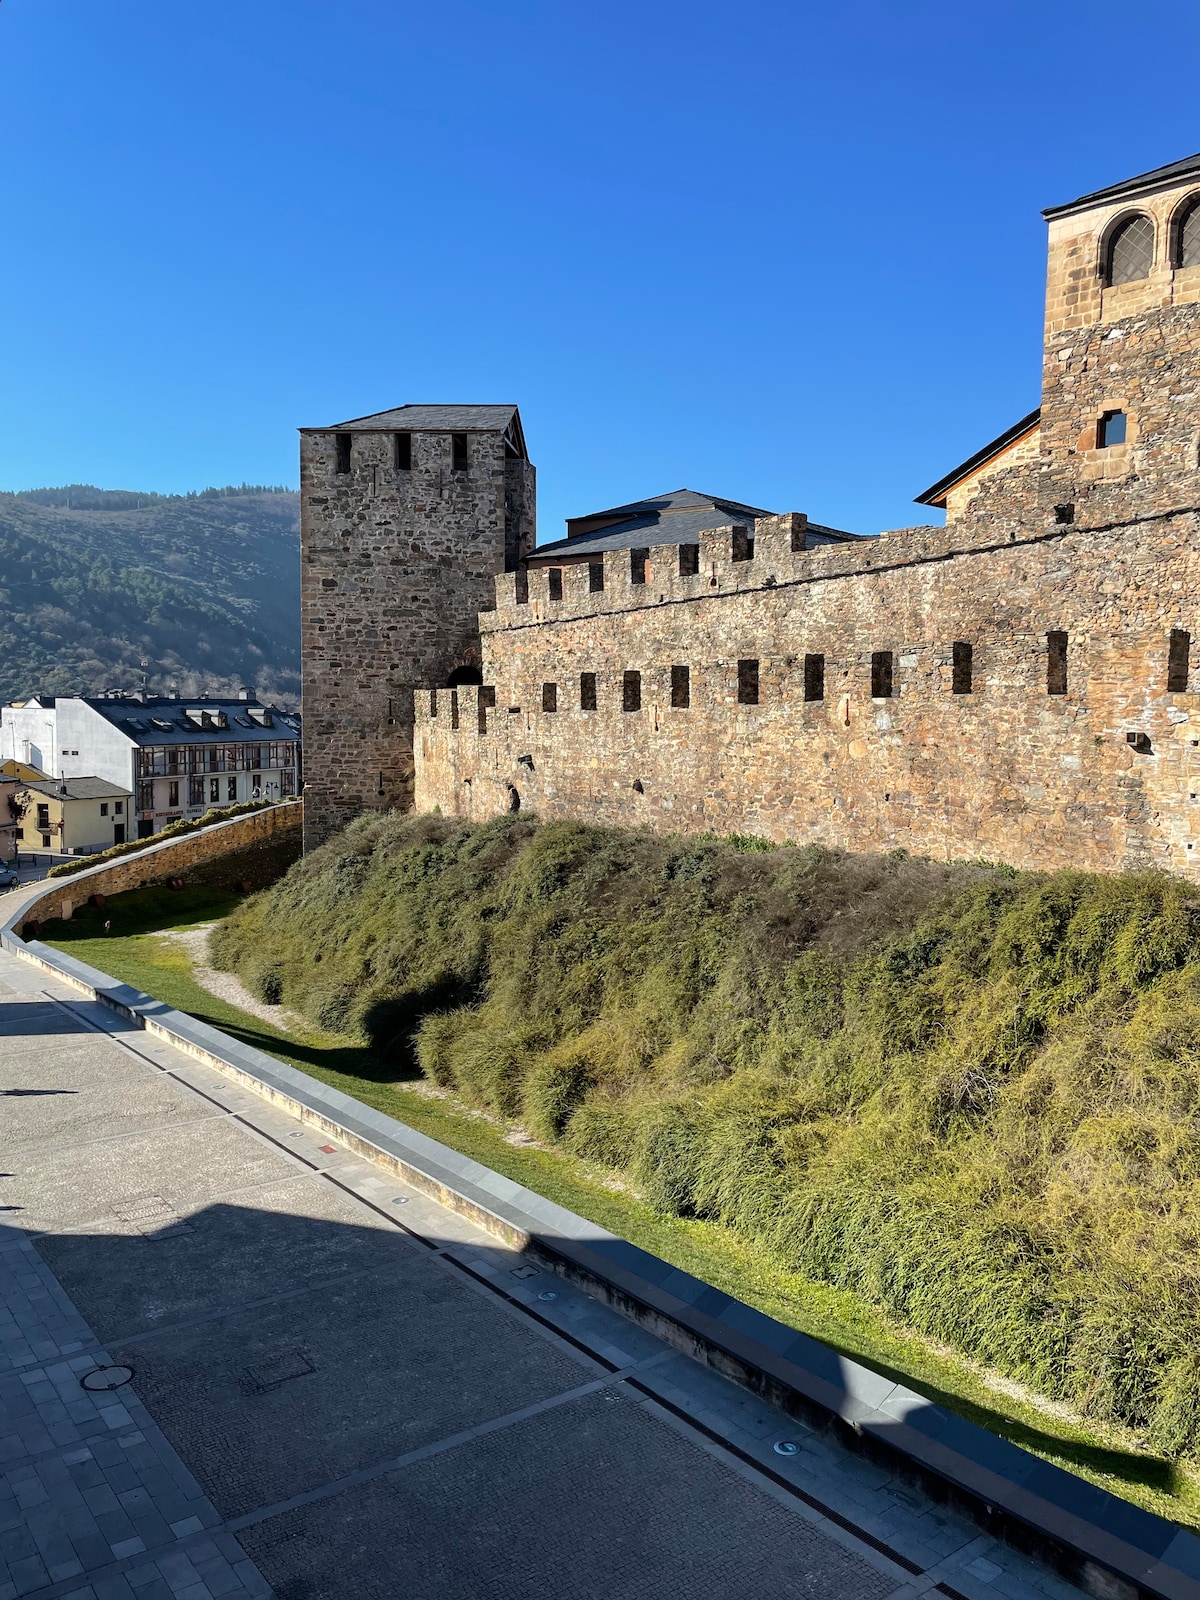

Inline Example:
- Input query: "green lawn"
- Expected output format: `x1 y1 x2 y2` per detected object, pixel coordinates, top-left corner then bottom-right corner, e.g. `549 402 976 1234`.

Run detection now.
41 884 1200 1531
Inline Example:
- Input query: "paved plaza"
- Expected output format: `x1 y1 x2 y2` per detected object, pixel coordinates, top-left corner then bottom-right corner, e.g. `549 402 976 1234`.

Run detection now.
0 945 1094 1600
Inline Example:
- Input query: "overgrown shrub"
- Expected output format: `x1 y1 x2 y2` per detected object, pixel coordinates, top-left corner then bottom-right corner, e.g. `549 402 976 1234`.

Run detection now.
212 813 1200 1454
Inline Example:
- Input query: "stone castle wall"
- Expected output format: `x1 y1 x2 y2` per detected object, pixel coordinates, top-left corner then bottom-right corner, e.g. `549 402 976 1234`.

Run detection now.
412 498 1200 873
299 425 534 848
309 162 1200 873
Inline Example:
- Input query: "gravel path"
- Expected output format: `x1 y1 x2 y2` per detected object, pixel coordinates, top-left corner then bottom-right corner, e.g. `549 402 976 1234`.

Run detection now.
158 922 307 1031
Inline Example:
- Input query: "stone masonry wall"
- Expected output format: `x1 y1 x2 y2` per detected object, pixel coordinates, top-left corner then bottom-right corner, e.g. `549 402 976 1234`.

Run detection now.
413 500 1200 875
22 800 303 930
410 166 1200 874
300 425 534 849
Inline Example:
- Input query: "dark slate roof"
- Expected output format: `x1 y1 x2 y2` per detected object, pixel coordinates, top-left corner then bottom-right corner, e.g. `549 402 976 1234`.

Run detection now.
83 696 301 749
914 408 1041 508
304 404 520 433
1043 153 1200 219
528 488 860 561
23 776 131 800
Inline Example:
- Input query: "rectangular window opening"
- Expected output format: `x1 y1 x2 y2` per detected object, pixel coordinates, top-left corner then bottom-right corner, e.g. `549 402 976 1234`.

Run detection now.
1168 628 1191 693
731 525 755 562
477 685 496 734
394 432 412 471
871 650 894 699
952 640 973 694
1047 631 1069 696
737 658 759 705
429 688 438 718
548 568 563 601
450 690 460 730
670 664 690 708
542 681 558 713
451 432 468 472
1098 410 1127 449
623 670 642 712
679 543 700 577
334 432 352 474
803 653 825 702
514 568 529 605
100 802 108 817
630 548 649 586
580 671 598 711
589 562 605 594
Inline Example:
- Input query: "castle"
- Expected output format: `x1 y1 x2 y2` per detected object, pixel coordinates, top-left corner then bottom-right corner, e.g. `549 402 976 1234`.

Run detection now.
301 152 1200 874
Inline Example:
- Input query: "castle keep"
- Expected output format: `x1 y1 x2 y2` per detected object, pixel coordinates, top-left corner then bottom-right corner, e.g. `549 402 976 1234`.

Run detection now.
303 153 1200 872
299 405 533 845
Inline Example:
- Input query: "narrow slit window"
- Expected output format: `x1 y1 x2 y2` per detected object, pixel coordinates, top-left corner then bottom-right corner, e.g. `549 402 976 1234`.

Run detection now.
589 562 604 593
623 670 642 711
580 671 597 711
542 682 558 712
429 688 438 717
451 690 460 730
1047 631 1068 696
478 685 496 734
671 664 690 708
1097 410 1127 448
731 525 755 562
548 568 563 601
514 568 529 605
1168 628 1191 693
871 651 894 698
803 653 825 702
630 548 648 585
737 658 759 705
679 543 700 577
451 432 468 471
334 432 352 474
952 640 973 694
394 432 412 470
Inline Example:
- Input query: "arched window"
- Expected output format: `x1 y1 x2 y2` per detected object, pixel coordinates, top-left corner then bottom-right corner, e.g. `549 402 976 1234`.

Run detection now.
1176 199 1200 269
1105 214 1155 285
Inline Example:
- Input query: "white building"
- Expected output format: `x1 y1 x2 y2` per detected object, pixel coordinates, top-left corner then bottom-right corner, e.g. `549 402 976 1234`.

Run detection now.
0 692 301 840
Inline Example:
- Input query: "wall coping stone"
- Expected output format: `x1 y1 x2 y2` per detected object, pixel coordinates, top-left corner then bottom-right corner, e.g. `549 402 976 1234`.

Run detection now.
2 842 1198 1600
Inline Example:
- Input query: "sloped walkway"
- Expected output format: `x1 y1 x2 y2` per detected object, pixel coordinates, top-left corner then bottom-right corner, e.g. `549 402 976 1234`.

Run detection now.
0 946 1091 1600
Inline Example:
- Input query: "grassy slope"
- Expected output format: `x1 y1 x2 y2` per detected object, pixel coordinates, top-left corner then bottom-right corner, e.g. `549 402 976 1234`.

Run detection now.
42 878 1200 1529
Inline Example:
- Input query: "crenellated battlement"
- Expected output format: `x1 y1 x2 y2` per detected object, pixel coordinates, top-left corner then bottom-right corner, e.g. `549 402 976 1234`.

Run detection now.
315 153 1200 873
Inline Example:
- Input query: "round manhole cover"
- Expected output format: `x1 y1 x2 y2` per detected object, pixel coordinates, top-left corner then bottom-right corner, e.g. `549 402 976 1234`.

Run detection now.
81 1365 134 1392
537 1291 559 1302
773 1440 801 1457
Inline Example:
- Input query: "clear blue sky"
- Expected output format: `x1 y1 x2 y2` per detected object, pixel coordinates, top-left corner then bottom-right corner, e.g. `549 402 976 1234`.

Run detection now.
2 0 1197 541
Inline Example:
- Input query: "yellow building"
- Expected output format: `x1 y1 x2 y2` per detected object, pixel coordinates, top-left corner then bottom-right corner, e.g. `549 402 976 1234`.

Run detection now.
0 758 47 782
15 777 133 856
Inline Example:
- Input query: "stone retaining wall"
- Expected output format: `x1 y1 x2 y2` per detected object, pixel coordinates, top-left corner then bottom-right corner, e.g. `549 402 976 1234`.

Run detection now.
20 800 303 932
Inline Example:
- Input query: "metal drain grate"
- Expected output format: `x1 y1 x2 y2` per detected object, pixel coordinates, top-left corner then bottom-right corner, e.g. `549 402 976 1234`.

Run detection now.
240 1349 316 1396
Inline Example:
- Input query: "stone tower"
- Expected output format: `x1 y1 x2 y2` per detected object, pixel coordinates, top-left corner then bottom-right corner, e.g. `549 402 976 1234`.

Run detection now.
919 152 1200 531
299 404 534 848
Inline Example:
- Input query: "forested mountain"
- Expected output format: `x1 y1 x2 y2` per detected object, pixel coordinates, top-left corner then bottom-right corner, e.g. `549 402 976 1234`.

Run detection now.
0 486 300 706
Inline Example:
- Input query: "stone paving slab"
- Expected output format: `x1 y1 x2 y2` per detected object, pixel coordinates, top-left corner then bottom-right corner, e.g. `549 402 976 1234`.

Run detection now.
0 1231 270 1600
0 942 1108 1600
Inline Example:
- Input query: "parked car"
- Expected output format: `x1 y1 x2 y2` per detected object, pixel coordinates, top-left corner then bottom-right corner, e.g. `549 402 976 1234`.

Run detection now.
0 868 19 888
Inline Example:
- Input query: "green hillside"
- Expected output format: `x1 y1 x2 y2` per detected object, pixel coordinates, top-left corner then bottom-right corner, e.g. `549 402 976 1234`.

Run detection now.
0 485 300 704
213 814 1200 1462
